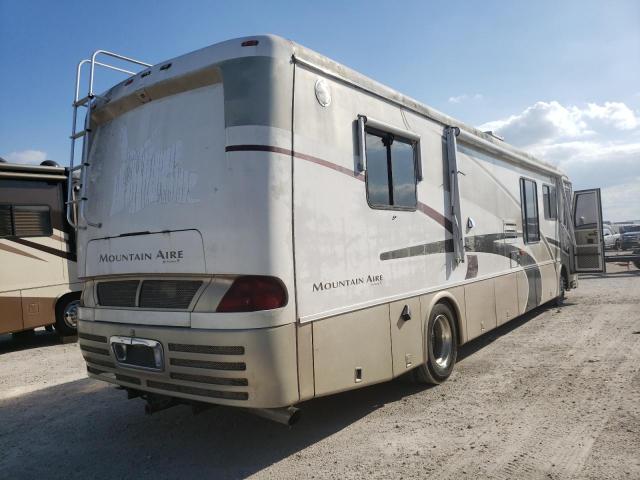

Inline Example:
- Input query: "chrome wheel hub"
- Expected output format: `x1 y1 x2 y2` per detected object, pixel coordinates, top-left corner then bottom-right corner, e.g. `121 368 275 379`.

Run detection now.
63 300 80 329
431 314 453 369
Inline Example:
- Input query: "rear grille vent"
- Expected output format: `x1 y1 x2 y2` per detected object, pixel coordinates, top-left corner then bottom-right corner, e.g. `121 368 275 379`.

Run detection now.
147 380 248 401
87 366 107 376
83 356 115 369
97 280 139 307
168 344 245 355
78 332 107 343
96 279 202 309
80 344 110 356
139 280 202 309
115 373 141 385
170 358 246 371
170 372 248 387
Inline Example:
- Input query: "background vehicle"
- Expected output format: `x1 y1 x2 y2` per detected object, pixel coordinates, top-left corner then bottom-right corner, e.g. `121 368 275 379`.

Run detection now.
70 36 603 423
0 161 82 337
618 224 640 250
603 225 620 250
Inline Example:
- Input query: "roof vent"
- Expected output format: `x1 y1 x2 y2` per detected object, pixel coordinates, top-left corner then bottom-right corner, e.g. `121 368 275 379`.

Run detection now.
483 131 504 141
40 160 60 167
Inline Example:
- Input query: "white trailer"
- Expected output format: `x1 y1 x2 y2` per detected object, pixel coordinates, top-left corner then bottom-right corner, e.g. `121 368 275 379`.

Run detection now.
0 161 82 336
71 36 605 423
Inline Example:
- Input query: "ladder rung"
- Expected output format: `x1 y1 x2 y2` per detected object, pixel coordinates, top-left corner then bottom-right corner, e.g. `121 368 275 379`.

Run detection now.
65 199 80 205
74 95 91 107
70 129 90 140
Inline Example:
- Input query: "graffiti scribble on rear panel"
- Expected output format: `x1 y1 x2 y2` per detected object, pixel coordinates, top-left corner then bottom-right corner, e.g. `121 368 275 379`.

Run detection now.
110 128 198 215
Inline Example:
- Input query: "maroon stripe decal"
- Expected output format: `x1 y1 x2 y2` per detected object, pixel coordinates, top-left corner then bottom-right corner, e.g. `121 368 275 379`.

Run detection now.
226 144 452 233
226 144 364 180
417 203 453 233
9 238 76 262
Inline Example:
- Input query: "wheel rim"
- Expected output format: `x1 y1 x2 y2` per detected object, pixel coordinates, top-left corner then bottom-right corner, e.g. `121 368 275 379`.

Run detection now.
431 314 453 369
63 300 80 329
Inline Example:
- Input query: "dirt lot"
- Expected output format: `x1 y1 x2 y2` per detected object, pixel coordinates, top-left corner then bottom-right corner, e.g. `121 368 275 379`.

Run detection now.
1 264 639 480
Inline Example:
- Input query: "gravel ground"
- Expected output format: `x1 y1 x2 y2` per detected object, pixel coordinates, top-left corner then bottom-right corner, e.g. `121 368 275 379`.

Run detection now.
1 264 639 479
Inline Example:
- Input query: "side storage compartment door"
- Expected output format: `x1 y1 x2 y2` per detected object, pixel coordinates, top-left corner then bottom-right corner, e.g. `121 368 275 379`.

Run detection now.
0 290 23 334
313 305 393 396
573 189 605 273
390 297 422 377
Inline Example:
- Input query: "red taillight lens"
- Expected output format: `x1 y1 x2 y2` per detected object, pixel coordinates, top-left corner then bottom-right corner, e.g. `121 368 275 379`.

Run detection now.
216 276 288 313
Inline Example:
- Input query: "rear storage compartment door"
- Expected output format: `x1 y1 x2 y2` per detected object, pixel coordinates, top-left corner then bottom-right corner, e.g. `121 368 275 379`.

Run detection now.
573 189 605 273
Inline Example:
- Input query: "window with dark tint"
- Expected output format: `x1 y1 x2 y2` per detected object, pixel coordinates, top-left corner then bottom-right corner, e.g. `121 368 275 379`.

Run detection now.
0 205 52 238
574 191 598 228
365 130 417 209
0 205 12 236
542 184 557 220
520 178 540 243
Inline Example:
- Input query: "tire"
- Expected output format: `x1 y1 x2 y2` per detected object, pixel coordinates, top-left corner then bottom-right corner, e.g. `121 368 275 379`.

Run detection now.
413 302 458 385
634 260 640 270
555 273 567 306
54 294 80 336
615 239 621 250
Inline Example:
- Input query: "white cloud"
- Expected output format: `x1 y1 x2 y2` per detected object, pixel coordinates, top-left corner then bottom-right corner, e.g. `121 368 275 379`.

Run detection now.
2 149 47 165
479 101 640 148
479 101 640 222
449 93 483 104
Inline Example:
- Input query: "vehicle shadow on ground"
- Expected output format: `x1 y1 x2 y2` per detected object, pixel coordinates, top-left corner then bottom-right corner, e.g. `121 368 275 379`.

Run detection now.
0 308 556 479
0 329 67 355
0 374 430 479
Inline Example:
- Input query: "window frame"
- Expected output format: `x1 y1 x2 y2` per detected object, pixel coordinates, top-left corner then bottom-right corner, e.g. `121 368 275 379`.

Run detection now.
363 125 419 212
542 184 558 221
520 177 541 244
0 203 53 239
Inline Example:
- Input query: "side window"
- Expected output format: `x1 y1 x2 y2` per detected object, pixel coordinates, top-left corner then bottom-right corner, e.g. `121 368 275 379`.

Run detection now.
0 205 52 238
542 184 557 220
0 205 12 236
365 129 418 209
520 178 540 243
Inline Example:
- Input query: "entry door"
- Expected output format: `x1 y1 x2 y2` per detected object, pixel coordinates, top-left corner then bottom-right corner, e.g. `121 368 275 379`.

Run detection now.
573 189 605 273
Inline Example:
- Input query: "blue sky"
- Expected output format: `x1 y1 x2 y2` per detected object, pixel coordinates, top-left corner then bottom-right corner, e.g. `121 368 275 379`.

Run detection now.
1 0 639 220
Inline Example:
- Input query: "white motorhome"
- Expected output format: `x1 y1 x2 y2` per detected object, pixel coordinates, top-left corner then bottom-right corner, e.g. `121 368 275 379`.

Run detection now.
0 161 82 337
71 36 605 423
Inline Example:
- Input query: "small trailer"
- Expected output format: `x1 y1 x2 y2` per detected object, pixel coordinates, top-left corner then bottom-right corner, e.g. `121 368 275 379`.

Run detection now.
0 161 82 336
70 36 606 424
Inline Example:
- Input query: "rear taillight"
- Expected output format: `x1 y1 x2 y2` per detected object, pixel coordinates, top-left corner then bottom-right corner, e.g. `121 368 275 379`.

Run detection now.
216 276 288 313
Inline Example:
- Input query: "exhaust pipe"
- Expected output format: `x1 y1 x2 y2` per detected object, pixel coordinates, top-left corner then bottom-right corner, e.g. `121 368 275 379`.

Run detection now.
246 406 300 426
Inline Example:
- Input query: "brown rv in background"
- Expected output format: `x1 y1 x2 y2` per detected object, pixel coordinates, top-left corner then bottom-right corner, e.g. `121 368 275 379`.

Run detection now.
0 160 81 337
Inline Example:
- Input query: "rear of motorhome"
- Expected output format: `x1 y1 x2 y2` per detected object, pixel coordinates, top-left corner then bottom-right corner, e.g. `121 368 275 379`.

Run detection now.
0 161 81 336
72 36 605 422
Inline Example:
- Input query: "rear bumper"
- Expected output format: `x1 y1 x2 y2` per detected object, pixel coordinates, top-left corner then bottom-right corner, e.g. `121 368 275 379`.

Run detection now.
77 319 299 409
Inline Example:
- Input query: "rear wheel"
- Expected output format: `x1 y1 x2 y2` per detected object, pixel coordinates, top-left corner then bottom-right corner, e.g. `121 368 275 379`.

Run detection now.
54 294 80 336
413 302 458 385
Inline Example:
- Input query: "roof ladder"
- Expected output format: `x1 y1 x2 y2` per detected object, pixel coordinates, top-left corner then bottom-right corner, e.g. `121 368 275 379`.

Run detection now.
66 50 151 230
